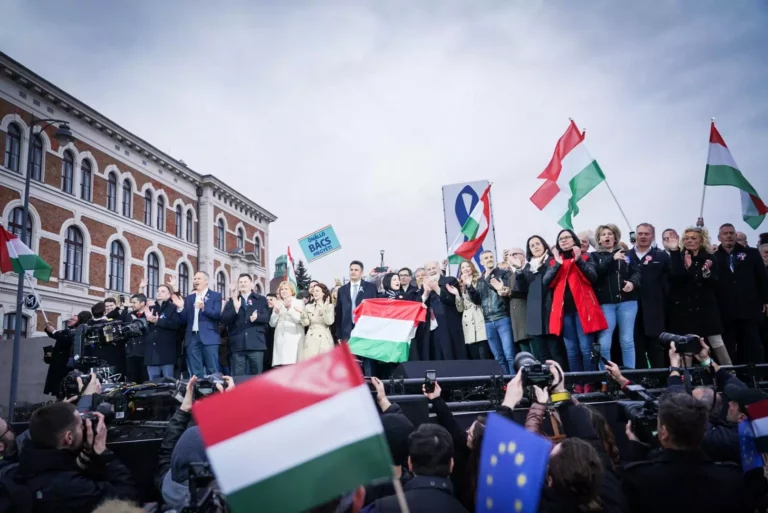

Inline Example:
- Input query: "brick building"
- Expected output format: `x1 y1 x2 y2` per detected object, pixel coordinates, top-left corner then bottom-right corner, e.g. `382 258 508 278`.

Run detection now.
0 52 276 338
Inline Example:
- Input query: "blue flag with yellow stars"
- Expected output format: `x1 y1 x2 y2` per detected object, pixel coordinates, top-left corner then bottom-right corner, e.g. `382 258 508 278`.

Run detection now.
740 420 763 474
476 413 552 513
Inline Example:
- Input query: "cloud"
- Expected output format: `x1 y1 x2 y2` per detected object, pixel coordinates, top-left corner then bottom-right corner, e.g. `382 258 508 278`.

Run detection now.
2 1 767 283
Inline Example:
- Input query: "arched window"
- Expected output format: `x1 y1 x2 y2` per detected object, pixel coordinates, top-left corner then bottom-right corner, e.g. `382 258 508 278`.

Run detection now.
254 236 261 264
186 210 193 242
62 151 74 194
107 172 118 211
147 253 160 299
254 282 262 295
178 263 189 295
31 135 43 181
80 159 92 201
2 313 28 340
64 226 84 282
109 240 125 291
216 218 225 251
122 180 132 217
144 191 153 226
156 195 165 230
4 123 21 172
216 271 226 295
7 207 32 247
237 227 244 249
175 205 183 238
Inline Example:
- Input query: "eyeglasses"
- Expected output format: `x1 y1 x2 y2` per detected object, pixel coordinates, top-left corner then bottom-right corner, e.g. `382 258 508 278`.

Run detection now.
0 423 13 441
558 236 573 242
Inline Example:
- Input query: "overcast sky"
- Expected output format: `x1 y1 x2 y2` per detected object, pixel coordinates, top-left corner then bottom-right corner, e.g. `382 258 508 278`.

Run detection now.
3 1 767 284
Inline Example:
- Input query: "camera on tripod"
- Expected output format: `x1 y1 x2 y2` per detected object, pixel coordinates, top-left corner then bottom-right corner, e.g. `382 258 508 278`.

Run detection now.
514 352 553 388
72 318 149 363
659 332 701 354
617 384 659 445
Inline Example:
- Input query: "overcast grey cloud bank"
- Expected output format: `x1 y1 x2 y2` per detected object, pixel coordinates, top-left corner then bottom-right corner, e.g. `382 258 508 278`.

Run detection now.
2 1 767 283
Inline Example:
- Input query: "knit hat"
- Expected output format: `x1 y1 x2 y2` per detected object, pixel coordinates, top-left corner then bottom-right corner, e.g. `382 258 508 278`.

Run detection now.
170 426 209 483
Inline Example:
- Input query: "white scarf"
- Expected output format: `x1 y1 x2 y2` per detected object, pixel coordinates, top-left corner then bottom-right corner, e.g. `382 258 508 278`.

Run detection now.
528 254 548 274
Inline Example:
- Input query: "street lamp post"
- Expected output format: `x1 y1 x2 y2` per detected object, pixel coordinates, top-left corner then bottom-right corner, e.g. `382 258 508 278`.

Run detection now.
8 117 73 421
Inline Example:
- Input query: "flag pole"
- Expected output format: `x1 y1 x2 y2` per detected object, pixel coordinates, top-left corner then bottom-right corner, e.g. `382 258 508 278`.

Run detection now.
392 475 411 513
583 127 633 231
700 117 715 218
24 273 49 324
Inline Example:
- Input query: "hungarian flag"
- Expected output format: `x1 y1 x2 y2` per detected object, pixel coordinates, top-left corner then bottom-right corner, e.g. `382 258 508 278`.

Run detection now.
447 184 492 264
705 122 767 229
348 298 427 363
284 245 298 292
746 398 768 453
192 344 392 513
530 120 606 230
0 225 51 281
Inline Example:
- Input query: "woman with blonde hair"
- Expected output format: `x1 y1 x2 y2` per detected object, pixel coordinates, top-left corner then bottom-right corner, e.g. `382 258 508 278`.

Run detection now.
459 260 491 360
667 226 732 364
299 283 335 361
414 267 426 289
269 281 305 366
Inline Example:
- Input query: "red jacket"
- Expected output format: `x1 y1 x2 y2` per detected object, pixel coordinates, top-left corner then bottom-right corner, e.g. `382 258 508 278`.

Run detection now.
545 254 607 335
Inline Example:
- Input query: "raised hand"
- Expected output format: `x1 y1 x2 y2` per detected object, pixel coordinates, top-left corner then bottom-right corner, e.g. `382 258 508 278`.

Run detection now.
489 277 504 292
613 250 626 261
445 283 459 296
139 278 147 291
572 246 582 259
622 281 634 293
665 233 679 251
684 252 692 269
552 248 563 264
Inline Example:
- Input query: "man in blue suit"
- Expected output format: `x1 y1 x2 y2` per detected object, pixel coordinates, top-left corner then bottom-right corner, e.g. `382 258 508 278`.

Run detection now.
335 260 378 375
176 271 222 376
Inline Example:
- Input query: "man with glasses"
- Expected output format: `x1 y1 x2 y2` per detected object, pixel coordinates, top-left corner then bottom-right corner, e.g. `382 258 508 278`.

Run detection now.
398 268 419 300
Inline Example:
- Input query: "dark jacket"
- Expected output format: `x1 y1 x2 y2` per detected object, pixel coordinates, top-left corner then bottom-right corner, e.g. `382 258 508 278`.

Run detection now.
155 409 194 506
0 439 137 513
714 243 768 322
334 281 379 341
144 300 182 367
518 261 553 336
429 397 474 511
622 448 749 513
667 249 722 337
365 476 468 513
221 293 271 352
122 310 146 358
43 328 74 396
593 249 641 304
467 268 511 322
628 247 669 337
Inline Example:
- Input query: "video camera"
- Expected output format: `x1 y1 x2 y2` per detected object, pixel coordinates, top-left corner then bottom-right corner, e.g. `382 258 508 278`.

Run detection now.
72 318 149 362
514 352 553 388
617 384 659 445
60 362 122 399
659 332 700 354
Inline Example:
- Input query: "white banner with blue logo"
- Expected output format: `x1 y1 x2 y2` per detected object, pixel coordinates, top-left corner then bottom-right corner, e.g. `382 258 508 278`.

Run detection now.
442 180 497 275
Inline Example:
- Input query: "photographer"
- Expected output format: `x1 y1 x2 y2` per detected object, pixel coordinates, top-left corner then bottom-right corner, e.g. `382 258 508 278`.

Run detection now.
84 301 128 379
156 375 235 509
43 311 92 397
622 392 749 513
0 402 137 512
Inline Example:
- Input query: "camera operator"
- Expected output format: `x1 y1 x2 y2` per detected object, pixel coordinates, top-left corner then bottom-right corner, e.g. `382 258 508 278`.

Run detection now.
122 294 149 384
0 401 137 512
43 311 93 397
84 301 128 379
155 375 235 510
622 391 749 513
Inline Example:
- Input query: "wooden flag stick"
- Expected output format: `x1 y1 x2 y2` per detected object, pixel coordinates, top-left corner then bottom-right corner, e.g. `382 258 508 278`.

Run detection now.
392 476 411 513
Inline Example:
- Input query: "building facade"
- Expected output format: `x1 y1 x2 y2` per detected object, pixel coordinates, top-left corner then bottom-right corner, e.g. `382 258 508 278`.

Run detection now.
0 52 276 338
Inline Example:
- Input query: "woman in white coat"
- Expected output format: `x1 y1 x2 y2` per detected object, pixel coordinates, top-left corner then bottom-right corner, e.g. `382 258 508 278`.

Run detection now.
269 281 305 366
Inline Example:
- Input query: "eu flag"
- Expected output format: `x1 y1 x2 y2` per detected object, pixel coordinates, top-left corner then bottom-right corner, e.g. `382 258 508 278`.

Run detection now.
740 420 763 474
476 413 552 513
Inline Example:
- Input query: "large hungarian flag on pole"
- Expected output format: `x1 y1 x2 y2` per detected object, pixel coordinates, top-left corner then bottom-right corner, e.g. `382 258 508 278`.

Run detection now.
447 184 492 264
0 225 51 281
704 122 767 229
192 344 393 513
348 298 427 363
530 120 606 230
284 245 298 292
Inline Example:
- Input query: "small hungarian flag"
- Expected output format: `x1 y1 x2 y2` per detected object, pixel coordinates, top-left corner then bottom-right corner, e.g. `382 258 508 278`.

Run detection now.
0 225 51 281
705 122 767 229
447 184 492 264
530 120 606 230
746 399 768 453
284 245 298 292
192 344 392 513
348 298 427 363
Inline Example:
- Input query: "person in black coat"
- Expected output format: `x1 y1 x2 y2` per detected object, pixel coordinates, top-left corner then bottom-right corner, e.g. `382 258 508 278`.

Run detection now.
145 284 182 380
82 302 128 379
123 294 149 384
221 273 271 376
666 227 732 365
398 267 421 301
713 223 768 364
0 402 137 512
42 311 92 397
628 223 670 368
335 261 379 376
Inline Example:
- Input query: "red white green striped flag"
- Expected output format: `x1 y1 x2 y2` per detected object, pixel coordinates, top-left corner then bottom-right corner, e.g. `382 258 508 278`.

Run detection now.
530 120 606 230
0 225 51 281
192 344 392 513
284 245 298 292
348 298 427 363
447 184 492 264
746 399 768 453
705 122 767 229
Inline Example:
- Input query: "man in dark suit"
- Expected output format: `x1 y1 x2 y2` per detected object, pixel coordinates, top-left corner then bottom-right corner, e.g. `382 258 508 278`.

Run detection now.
221 273 271 376
175 271 222 377
714 223 768 363
398 267 420 300
335 260 378 375
629 223 669 368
